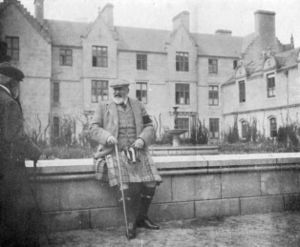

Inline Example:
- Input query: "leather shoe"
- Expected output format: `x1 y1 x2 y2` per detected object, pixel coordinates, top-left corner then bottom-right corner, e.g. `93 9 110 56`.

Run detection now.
136 217 160 230
125 222 136 240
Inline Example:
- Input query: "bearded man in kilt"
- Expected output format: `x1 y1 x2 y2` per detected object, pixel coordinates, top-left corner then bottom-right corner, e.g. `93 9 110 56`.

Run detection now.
90 79 162 239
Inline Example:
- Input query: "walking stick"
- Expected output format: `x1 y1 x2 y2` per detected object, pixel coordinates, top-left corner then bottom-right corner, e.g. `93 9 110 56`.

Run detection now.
114 144 129 238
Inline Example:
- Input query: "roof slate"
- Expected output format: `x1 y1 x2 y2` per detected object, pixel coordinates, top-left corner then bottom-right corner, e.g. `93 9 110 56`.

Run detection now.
45 20 90 47
275 47 300 69
45 19 244 57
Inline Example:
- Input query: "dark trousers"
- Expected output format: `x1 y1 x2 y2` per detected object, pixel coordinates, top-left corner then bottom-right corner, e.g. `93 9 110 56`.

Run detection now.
0 159 41 247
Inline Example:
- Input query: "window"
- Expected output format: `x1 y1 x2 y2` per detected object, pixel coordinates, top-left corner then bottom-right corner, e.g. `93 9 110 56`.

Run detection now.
136 82 147 104
92 46 108 67
175 118 189 130
267 73 275 97
175 83 190 105
209 118 219 139
5 36 19 61
208 59 218 74
233 60 238 69
136 54 147 70
270 118 277 137
91 80 109 103
53 81 60 103
176 52 189 71
209 85 219 106
53 117 60 138
239 80 246 103
241 121 248 139
59 48 72 66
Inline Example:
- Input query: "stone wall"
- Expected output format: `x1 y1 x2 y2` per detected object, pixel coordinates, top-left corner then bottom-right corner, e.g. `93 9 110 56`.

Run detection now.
25 153 300 232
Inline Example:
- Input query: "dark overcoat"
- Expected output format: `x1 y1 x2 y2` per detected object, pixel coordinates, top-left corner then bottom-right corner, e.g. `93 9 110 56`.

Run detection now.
0 85 41 246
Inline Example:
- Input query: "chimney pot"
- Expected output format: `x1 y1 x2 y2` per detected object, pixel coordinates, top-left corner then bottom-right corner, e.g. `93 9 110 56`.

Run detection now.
34 0 44 23
172 11 190 32
100 3 114 29
254 10 276 50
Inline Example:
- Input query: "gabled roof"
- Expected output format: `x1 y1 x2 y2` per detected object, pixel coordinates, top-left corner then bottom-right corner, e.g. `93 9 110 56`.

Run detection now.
192 33 243 57
45 19 90 46
241 33 258 54
275 47 300 70
0 0 51 43
116 26 169 53
45 19 244 57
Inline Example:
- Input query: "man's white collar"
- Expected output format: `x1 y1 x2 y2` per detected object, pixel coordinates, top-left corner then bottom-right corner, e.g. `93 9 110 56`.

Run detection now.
0 84 11 96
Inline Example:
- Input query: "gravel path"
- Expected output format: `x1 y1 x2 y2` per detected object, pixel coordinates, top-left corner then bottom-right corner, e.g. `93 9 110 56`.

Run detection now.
48 212 300 247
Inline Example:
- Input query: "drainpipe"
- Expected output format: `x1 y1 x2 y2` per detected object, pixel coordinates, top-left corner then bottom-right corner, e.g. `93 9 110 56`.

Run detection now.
285 70 289 124
195 54 199 143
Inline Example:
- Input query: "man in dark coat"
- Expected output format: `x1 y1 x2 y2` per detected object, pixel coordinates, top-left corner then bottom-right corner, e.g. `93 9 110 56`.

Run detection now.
0 62 42 247
90 79 162 239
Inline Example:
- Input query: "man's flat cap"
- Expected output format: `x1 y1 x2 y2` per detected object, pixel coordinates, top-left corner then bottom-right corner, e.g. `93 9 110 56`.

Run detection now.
110 79 130 88
0 62 24 81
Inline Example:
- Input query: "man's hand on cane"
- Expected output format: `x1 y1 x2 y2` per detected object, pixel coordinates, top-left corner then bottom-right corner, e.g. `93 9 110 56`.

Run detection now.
107 135 118 145
132 138 144 149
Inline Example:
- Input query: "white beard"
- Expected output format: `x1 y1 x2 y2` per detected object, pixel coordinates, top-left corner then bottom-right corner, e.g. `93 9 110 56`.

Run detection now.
112 96 125 105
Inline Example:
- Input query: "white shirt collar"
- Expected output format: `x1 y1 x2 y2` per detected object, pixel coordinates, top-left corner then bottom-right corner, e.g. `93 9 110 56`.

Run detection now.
0 84 11 96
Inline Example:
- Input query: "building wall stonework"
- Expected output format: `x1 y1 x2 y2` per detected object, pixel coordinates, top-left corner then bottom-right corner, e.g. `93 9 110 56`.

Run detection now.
0 4 52 139
1 1 299 143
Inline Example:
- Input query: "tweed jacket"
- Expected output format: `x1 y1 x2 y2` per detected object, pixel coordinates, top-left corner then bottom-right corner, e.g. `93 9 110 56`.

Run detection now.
90 98 155 153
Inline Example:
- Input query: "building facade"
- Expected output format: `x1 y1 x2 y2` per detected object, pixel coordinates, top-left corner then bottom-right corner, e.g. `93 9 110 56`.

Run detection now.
0 0 298 143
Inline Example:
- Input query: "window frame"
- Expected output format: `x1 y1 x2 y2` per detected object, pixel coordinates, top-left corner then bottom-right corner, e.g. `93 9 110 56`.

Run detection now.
136 54 147 70
136 81 148 104
209 118 220 139
52 116 60 138
175 83 190 105
208 85 219 106
270 117 277 137
91 80 109 103
208 58 218 74
5 36 19 61
239 80 246 103
267 72 275 98
59 48 73 66
176 52 189 72
52 81 60 104
92 46 108 67
175 117 189 130
241 120 248 139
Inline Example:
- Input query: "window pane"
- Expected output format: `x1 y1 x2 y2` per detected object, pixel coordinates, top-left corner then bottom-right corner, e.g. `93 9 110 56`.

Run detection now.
176 52 189 72
92 46 108 67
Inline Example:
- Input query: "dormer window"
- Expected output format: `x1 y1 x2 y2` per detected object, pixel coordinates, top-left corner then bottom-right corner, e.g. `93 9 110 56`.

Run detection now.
92 46 108 67
267 72 275 97
176 52 189 72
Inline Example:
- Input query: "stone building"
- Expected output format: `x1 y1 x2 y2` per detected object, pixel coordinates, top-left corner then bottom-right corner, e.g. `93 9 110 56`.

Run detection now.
0 0 298 143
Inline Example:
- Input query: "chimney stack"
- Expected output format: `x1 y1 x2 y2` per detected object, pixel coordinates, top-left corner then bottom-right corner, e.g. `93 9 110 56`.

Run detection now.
34 0 44 23
100 3 114 29
254 10 276 50
172 11 190 32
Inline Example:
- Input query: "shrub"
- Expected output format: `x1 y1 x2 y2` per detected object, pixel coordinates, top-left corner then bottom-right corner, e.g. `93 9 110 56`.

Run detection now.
277 124 299 151
190 119 208 145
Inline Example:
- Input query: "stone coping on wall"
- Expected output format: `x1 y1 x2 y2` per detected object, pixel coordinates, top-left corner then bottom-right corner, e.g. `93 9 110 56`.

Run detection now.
25 152 300 180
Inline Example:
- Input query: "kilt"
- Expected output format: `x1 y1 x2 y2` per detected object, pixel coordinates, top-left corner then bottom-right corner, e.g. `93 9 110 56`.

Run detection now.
95 150 161 187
